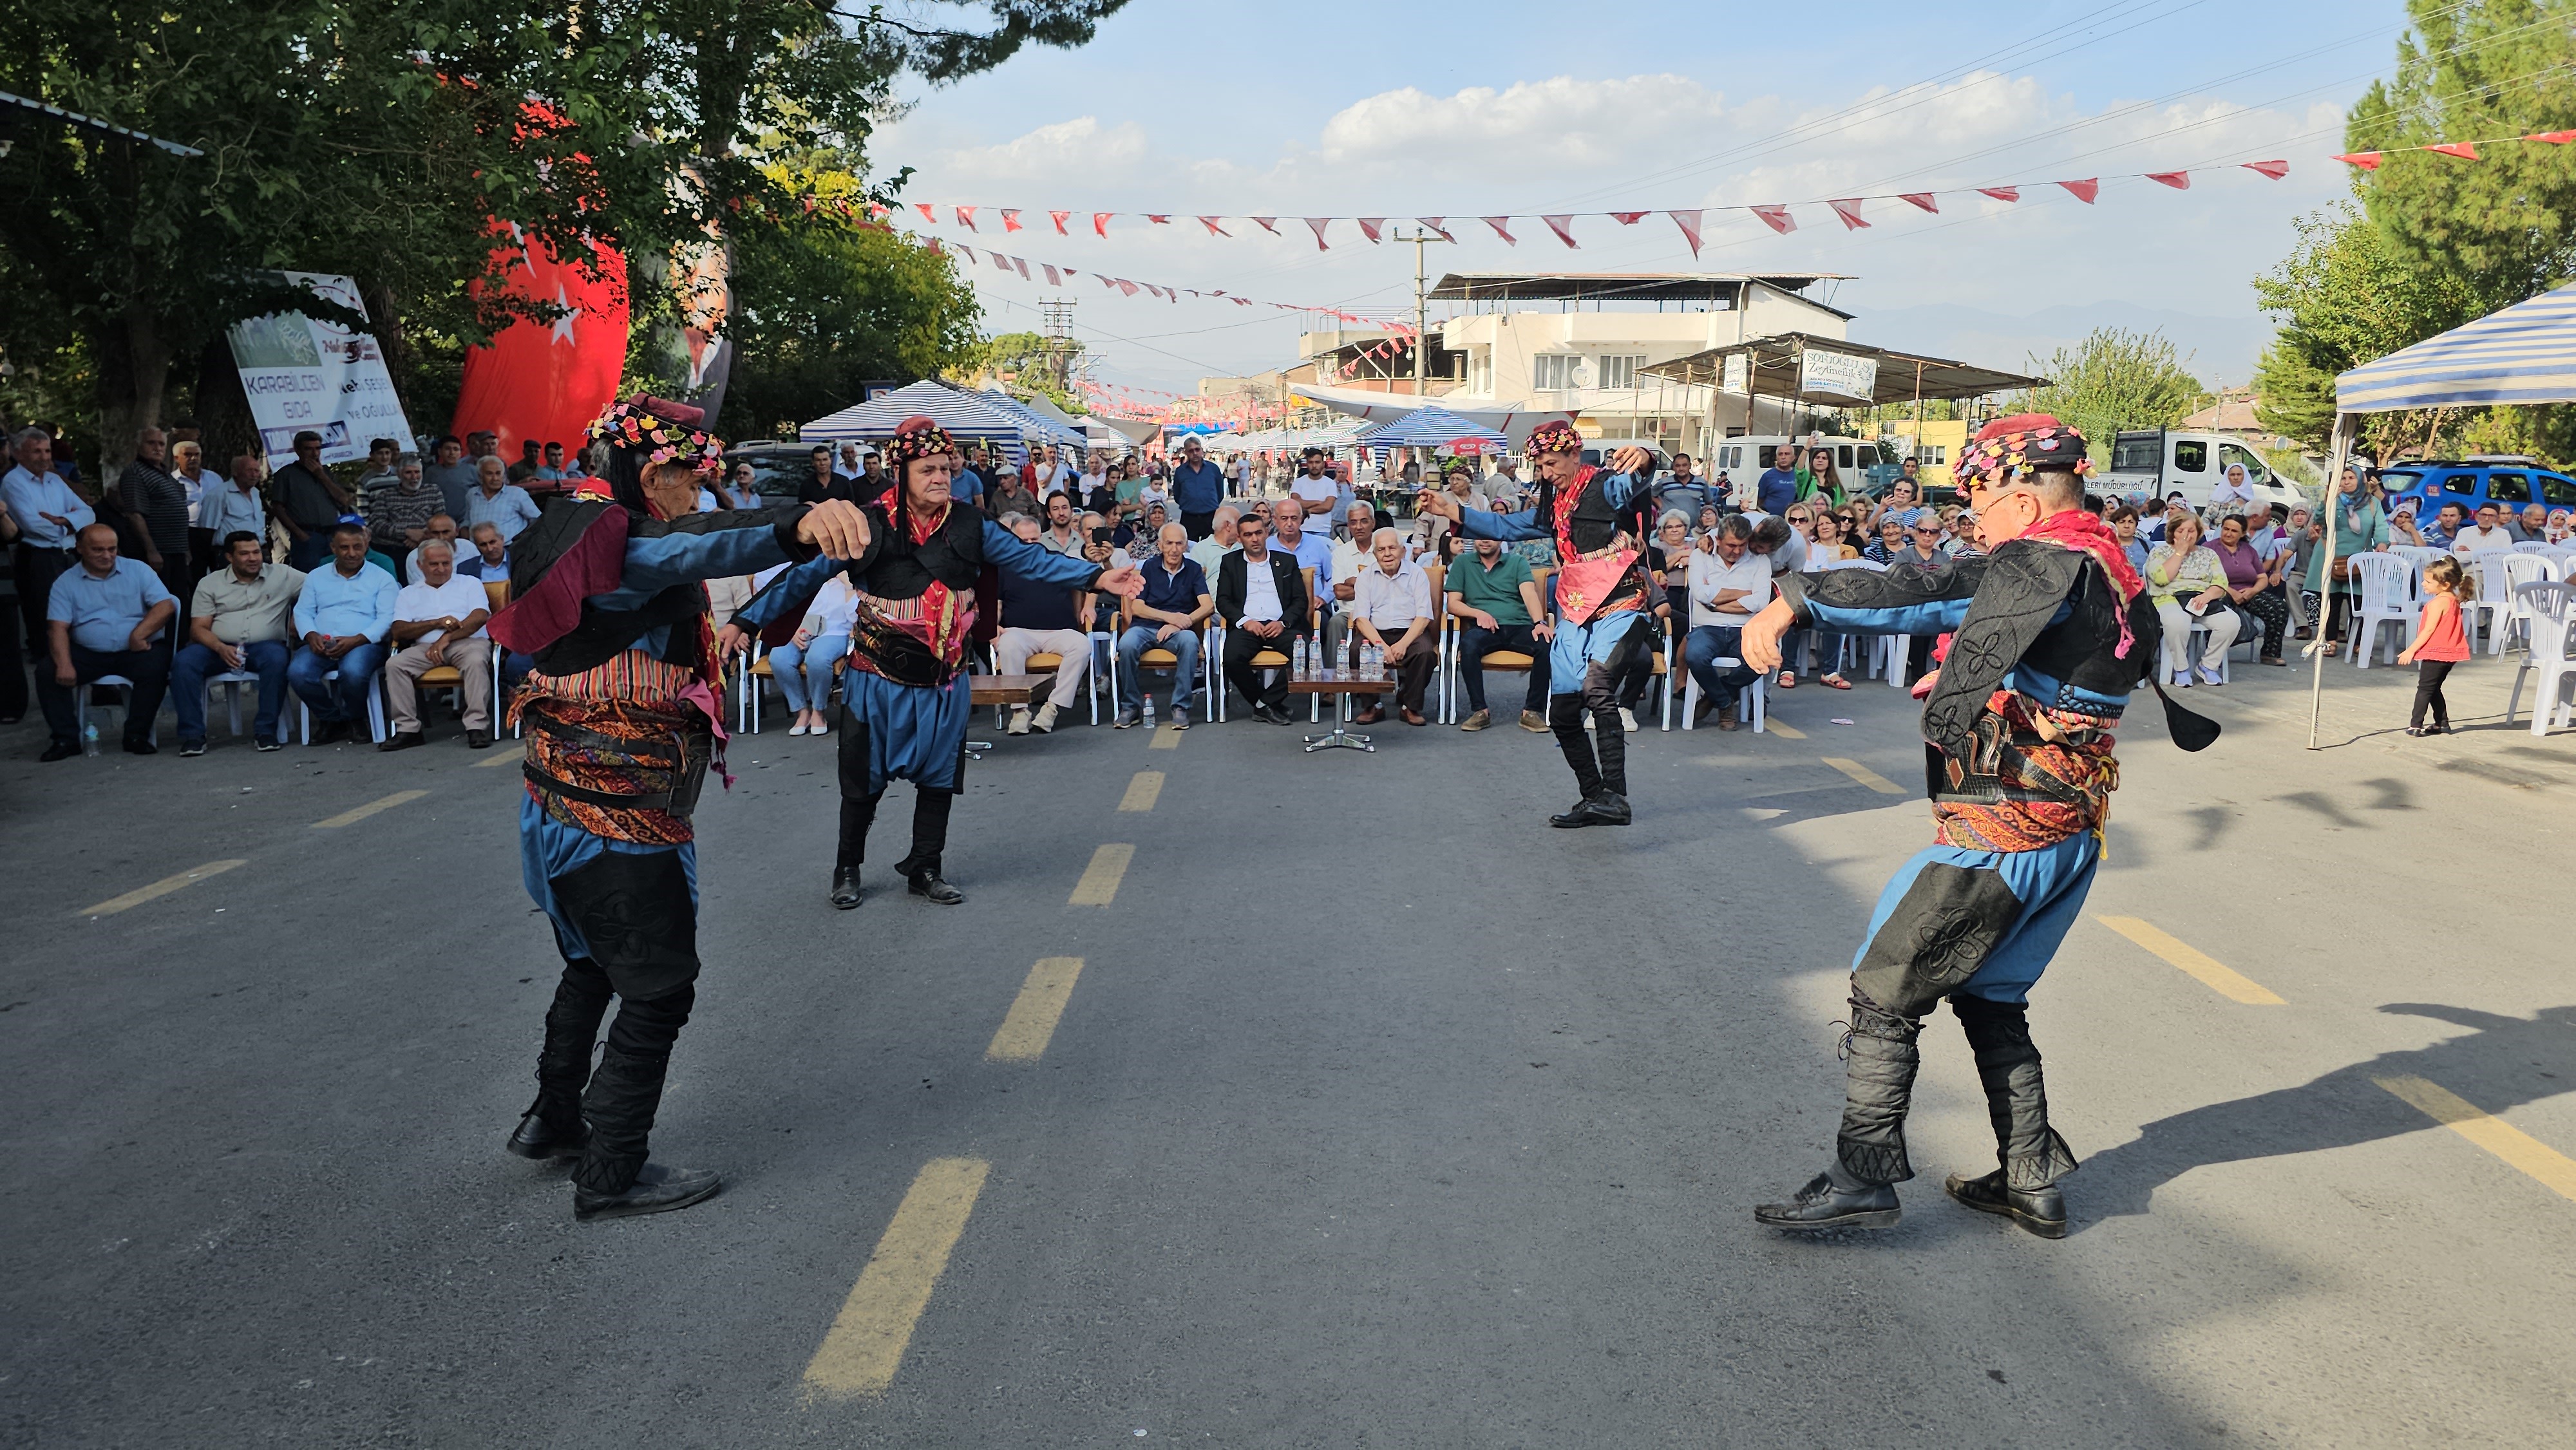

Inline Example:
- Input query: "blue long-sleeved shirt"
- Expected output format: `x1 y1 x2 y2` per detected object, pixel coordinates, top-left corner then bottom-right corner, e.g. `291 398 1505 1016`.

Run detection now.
1170 459 1226 514
735 517 1101 634
293 561 399 642
1455 470 1649 545
3 466 97 549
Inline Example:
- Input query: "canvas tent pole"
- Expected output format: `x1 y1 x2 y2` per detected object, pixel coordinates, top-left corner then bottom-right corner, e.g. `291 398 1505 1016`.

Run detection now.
2305 412 2354 751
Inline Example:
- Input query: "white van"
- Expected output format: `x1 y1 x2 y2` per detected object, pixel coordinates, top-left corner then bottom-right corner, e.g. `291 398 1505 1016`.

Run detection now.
2105 430 2305 513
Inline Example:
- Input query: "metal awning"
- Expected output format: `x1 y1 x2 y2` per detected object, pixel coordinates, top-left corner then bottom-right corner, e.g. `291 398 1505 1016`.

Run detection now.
1640 332 2043 406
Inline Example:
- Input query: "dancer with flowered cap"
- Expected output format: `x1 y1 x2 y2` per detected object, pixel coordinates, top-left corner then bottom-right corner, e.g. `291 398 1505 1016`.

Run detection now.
487 394 874 1220
1738 414 2217 1238
1416 425 1662 827
724 416 1145 909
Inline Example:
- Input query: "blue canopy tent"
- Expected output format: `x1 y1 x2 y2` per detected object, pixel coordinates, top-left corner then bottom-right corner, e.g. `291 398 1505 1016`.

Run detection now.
1356 404 1510 451
2306 281 2576 744
974 388 1089 451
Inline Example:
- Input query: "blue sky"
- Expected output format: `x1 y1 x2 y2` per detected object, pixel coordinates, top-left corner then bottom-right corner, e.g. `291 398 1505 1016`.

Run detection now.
865 0 2416 397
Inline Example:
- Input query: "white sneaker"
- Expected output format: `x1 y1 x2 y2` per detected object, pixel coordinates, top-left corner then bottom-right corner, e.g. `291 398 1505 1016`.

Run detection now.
787 722 810 736
1007 707 1031 736
1619 707 1640 733
1032 702 1059 734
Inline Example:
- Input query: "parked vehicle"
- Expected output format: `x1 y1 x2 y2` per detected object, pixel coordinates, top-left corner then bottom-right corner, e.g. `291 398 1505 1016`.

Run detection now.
1704 434 1894 504
726 441 833 505
2378 457 2576 519
2104 429 2306 513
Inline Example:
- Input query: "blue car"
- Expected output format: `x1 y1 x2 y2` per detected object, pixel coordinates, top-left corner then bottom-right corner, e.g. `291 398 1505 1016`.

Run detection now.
2380 459 2576 520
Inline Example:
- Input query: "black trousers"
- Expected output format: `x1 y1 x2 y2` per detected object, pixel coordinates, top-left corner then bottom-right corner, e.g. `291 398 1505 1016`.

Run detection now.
35 640 171 748
834 697 961 877
2237 587 2289 659
0 585 23 721
14 543 73 663
1222 626 1292 711
2411 659 2456 730
1455 621 1549 713
1181 510 1215 540
531 844 704 1196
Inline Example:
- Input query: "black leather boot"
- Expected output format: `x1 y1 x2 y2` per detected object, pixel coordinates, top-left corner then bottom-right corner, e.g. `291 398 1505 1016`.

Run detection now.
509 959 610 1159
905 867 966 905
1575 791 1632 826
1548 696 1602 825
1943 1169 2067 1238
1835 993 1924 1185
1754 1171 1901 1230
1951 994 2079 1236
575 1161 723 1221
829 865 863 909
506 1109 589 1160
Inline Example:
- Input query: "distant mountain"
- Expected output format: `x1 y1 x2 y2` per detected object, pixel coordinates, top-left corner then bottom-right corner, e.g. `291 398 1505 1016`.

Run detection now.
1853 301 2275 387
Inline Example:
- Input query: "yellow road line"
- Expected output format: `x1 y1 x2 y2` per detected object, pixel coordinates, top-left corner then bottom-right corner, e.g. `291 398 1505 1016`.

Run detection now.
987 957 1084 1062
1068 844 1133 906
473 743 527 768
1147 724 1182 749
1820 757 1906 795
80 860 250 917
1117 771 1164 812
2094 916 2286 1005
312 789 429 829
802 1157 992 1399
1762 719 1808 740
2377 1076 2576 1201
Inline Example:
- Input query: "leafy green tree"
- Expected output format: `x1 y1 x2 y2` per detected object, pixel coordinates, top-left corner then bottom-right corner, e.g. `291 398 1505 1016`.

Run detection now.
2251 202 2483 453
2020 327 2206 458
960 331 1088 415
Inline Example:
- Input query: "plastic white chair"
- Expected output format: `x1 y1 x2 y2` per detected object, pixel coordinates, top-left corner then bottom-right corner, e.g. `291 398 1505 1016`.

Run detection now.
75 674 154 753
298 669 388 743
2510 539 2560 556
2497 554 2556 654
1680 650 1767 733
2167 617 2233 686
2461 550 2516 654
2505 582 2576 736
2349 553 2420 669
2387 544 2443 573
207 668 287 743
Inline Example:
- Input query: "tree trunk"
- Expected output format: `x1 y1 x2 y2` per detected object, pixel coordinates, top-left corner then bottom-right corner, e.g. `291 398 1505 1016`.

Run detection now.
92 305 175 477
363 278 421 439
193 333 259 468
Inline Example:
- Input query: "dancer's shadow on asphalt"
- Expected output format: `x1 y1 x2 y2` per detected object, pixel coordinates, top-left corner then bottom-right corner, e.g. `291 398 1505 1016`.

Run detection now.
2073 1003 2576 1235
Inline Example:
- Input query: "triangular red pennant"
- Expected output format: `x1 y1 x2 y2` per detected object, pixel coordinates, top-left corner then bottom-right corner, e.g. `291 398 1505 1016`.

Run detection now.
1001 208 1023 232
1611 211 1647 225
1482 216 1517 244
955 205 978 230
1097 274 1116 289
1304 218 1332 250
2146 171 2190 189
914 203 936 223
2242 159 2290 179
1012 257 1030 279
1198 216 1230 236
1147 214 1172 225
1116 279 1138 296
2333 152 2383 171
925 236 942 254
2056 178 2099 203
1751 205 1794 234
1898 193 1939 212
1043 263 1061 285
1667 209 1703 256
1050 209 1070 234
1093 212 1113 237
1978 186 2020 202
1827 198 1870 229
990 250 1009 270
2530 130 2576 144
2427 142 2480 160
1251 216 1279 234
1233 296 1252 306
956 243 976 263
1358 218 1386 242
1417 216 1455 241
1542 214 1578 248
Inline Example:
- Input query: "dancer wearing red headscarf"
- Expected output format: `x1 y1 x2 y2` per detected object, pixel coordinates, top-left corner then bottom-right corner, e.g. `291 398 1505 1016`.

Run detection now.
726 417 1144 909
1738 415 2216 1238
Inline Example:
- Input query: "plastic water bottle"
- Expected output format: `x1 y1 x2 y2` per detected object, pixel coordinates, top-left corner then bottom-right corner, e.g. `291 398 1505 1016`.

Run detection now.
1142 695 1155 728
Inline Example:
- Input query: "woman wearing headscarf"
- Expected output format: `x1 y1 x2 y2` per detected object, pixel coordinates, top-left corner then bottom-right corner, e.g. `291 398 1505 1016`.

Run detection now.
489 395 872 1220
2306 464 2389 657
727 417 1143 909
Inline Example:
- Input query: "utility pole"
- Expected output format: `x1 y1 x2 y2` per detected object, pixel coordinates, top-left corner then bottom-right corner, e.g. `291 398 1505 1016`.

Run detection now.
1394 227 1455 397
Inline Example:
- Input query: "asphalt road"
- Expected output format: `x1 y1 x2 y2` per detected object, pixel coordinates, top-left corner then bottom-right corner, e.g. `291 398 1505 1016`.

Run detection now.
5 644 2575 1448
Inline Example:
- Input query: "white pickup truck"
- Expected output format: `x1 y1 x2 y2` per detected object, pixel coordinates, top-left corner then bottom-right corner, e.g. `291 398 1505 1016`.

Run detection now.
2104 429 2306 513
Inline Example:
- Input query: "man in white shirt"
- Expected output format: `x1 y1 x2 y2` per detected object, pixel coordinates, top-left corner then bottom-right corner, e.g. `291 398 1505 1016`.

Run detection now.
462 456 542 544
6 426 99 670
381 538 496 749
1347 527 1435 726
2452 501 2516 554
404 514 463 583
1321 500 1380 665
1188 507 1239 577
1287 449 1341 524
1682 515 1771 729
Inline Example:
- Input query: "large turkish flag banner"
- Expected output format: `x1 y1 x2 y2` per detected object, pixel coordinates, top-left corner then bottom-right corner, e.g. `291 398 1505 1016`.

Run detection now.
451 227 630 457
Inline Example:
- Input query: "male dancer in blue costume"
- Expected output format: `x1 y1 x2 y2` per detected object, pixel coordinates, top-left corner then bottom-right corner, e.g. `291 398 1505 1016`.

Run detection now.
723 417 1143 909
491 396 873 1219
1415 425 1660 827
1739 415 2214 1237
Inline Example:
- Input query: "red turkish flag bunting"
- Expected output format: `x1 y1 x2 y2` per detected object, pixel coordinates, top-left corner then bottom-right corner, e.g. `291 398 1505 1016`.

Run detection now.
1042 263 1061 285
990 250 1009 270
1050 209 1070 234
2056 178 2099 203
2242 160 2290 179
1416 217 1455 241
1012 257 1029 279
1001 209 1022 232
2333 152 2383 171
1542 214 1578 247
2427 142 2480 160
2530 130 2576 144
955 205 978 230
1147 214 1172 225
2146 171 2190 190
924 236 942 254
1115 279 1138 296
1198 216 1230 236
956 243 976 263
1898 193 1939 212
1611 211 1647 225
1667 209 1703 256
1251 216 1279 234
1304 218 1332 250
914 203 936 223
1827 198 1870 229
1978 186 2020 203
1482 216 1517 243
1233 296 1252 306
1358 218 1386 243
1751 205 1794 234
1093 212 1113 237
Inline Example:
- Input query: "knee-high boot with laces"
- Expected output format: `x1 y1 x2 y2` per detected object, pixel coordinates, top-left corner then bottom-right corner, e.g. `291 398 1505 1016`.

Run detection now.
1754 992 1921 1230
1944 994 2078 1238
505 956 611 1160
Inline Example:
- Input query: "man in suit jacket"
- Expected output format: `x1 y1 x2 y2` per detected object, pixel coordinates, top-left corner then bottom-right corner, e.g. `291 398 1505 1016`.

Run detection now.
1215 511 1309 724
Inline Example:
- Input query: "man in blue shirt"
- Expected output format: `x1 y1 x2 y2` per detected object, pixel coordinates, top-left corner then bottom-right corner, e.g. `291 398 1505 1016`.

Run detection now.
288 522 399 742
1755 443 1802 516
1112 522 1211 729
464 457 544 543
38 523 176 759
8 428 100 710
1169 435 1226 540
950 443 986 510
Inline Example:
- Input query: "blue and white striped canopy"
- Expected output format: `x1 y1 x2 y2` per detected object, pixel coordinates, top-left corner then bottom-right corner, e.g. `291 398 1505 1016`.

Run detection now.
2338 282 2576 413
1356 404 1510 449
802 380 1030 443
972 388 1089 449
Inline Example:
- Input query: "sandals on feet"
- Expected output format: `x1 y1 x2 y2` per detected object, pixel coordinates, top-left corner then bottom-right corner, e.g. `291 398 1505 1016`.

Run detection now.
1820 673 1850 690
1777 671 1797 689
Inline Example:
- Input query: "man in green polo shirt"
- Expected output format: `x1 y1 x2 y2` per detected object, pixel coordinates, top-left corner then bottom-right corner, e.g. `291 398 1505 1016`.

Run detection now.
1444 536 1551 732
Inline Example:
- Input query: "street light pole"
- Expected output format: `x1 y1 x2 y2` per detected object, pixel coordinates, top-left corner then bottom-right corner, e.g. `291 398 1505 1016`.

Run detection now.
1395 228 1454 397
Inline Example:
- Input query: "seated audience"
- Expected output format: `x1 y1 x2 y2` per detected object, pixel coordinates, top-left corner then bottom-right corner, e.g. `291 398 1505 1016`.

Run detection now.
456 521 511 580
171 531 303 754
381 539 497 749
37 523 175 760
2451 501 2515 554
1446 535 1549 732
365 457 440 556
404 514 462 583
1215 512 1309 725
289 523 398 742
1347 527 1434 727
1113 523 1211 730
994 513 1095 735
1683 516 1770 730
770 572 857 736
2145 513 2240 686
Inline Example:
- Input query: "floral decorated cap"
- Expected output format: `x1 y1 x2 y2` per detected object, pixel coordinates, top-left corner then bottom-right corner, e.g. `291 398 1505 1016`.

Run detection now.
1524 420 1584 457
587 394 723 475
885 415 958 472
1959 412 2090 482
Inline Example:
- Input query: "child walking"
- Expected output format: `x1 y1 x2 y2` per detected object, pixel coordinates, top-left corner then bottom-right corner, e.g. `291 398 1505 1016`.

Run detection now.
2397 555 2471 735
